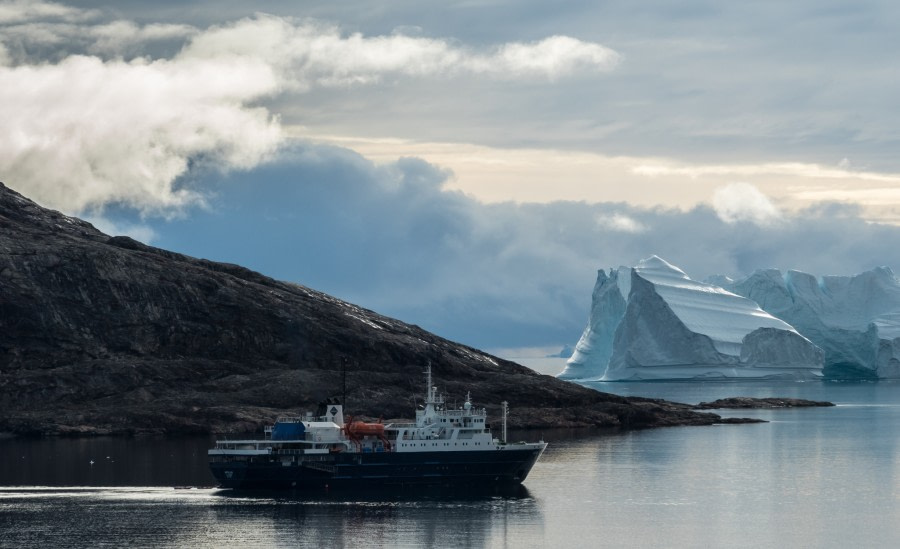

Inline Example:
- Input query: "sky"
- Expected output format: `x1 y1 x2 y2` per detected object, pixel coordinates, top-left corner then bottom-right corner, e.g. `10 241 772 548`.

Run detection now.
3 0 900 356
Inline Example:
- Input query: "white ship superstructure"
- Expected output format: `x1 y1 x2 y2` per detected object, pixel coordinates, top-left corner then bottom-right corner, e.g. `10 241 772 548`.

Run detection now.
208 365 547 490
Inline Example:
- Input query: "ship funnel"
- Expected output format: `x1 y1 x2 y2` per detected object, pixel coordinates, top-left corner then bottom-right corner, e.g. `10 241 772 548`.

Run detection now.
325 403 344 425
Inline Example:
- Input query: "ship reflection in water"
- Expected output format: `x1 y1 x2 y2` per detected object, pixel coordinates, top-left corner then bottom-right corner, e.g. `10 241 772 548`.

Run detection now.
0 485 541 548
209 485 539 548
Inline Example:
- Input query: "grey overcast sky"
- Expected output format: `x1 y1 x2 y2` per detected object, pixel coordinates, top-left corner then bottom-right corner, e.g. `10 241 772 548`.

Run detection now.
3 1 900 354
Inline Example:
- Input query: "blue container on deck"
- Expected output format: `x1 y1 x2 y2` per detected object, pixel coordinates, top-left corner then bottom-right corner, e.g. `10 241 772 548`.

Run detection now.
271 421 306 440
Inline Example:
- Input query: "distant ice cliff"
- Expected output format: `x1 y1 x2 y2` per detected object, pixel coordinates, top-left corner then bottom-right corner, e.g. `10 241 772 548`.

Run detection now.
727 266 900 379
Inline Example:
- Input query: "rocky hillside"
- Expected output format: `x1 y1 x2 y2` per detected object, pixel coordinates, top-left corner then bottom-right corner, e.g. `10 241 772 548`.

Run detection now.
0 182 737 436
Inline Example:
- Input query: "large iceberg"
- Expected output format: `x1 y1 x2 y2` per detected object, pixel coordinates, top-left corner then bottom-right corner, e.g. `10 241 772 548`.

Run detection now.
560 256 824 381
727 267 900 379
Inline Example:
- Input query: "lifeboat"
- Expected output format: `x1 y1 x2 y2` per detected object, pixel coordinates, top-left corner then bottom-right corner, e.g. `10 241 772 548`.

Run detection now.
346 421 385 436
343 417 392 452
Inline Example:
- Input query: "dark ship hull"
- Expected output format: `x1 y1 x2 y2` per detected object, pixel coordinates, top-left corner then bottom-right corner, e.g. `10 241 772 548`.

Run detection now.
210 445 544 490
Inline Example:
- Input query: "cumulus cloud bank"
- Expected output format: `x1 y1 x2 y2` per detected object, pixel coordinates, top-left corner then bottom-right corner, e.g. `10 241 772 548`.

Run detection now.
149 144 900 349
0 3 619 214
0 54 282 213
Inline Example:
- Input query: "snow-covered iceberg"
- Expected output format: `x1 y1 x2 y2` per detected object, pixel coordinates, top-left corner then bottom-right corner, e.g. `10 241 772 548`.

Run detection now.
727 267 900 379
560 256 824 381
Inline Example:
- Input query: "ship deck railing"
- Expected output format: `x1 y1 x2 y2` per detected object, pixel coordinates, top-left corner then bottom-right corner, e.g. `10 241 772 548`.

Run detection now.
273 448 335 455
274 416 305 423
440 409 487 417
213 439 330 449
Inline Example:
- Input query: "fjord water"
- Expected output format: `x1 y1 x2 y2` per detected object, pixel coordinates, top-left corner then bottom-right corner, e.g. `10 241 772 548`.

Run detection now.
1 381 899 548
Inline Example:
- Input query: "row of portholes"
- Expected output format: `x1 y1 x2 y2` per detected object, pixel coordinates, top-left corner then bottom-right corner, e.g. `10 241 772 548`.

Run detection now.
398 442 482 447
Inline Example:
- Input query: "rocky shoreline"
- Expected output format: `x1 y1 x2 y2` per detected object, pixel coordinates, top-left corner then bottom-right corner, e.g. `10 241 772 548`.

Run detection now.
695 397 835 409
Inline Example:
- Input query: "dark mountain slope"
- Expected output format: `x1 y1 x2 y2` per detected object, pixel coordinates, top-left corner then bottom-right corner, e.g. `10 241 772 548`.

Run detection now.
0 182 734 436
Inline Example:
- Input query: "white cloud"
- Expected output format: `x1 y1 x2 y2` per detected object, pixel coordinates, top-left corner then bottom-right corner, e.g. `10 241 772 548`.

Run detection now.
0 10 620 215
596 213 646 233
182 16 619 89
712 182 781 225
0 54 282 213
489 35 620 78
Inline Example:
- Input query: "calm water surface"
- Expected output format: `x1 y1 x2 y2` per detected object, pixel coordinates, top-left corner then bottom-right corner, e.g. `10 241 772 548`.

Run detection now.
1 380 899 548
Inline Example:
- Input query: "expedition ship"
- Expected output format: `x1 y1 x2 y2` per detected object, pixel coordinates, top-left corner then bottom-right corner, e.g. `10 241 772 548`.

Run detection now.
208 366 547 490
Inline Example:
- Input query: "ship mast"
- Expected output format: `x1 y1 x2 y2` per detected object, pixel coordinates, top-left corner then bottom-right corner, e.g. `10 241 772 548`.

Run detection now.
425 361 433 404
417 362 445 427
501 401 508 444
